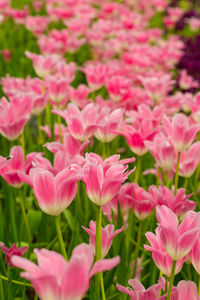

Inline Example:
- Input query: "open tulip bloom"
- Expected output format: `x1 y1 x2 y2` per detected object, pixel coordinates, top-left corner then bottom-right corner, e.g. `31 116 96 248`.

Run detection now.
11 243 120 300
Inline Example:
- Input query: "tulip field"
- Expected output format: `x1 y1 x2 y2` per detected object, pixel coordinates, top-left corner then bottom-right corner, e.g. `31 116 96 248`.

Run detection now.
1 0 200 299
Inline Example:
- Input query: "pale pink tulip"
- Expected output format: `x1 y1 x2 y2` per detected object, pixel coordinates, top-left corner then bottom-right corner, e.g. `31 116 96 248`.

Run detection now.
82 220 123 257
149 186 195 217
21 165 82 215
82 153 135 206
117 277 163 300
156 205 200 260
190 237 200 275
0 96 32 141
118 120 158 156
145 228 186 277
163 114 200 152
12 243 120 300
53 103 100 142
145 132 176 172
178 142 200 178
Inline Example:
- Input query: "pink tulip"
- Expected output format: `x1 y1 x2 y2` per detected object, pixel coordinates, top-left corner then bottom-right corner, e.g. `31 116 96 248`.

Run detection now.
80 63 110 91
0 146 51 188
53 103 100 141
178 142 200 178
45 75 68 105
130 183 154 220
25 51 62 78
95 107 123 143
0 96 32 141
21 165 82 216
149 186 196 217
163 114 200 152
179 70 199 90
138 74 174 103
0 243 27 267
0 146 25 188
118 120 158 156
82 153 135 206
106 75 131 102
160 280 200 300
156 205 200 260
190 237 200 275
45 133 89 159
102 183 134 223
145 132 176 171
12 243 120 300
68 85 91 108
82 220 123 257
117 277 163 300
145 228 186 277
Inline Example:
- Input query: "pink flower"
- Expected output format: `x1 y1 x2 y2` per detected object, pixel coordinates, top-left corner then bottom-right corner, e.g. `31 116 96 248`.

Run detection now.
190 237 200 275
21 165 82 216
80 63 110 91
160 280 200 300
0 146 50 188
156 205 200 260
53 103 100 142
106 75 131 102
2 49 11 61
117 278 162 300
45 75 68 105
82 221 123 257
82 153 135 206
145 132 176 172
0 146 25 188
12 243 120 300
68 85 91 108
0 243 27 267
178 142 200 178
95 107 123 143
138 74 174 103
102 183 134 223
45 133 89 159
119 120 158 156
0 96 32 140
144 228 186 277
25 51 62 78
179 70 199 90
130 183 154 220
163 114 200 152
149 186 196 217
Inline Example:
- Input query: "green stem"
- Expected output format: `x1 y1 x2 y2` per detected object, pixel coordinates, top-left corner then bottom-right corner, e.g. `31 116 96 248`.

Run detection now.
102 143 106 160
0 275 32 287
57 104 62 143
21 130 25 156
95 206 102 262
19 189 32 244
54 215 68 261
167 261 176 300
174 152 181 195
95 205 106 299
133 221 143 278
9 189 18 242
0 271 4 300
198 277 200 295
100 272 106 300
156 167 161 187
189 178 199 208
165 171 169 189
37 114 43 144
134 156 142 184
